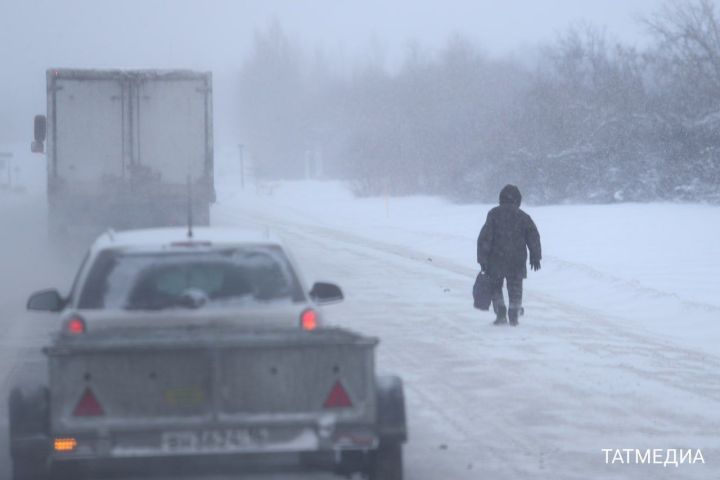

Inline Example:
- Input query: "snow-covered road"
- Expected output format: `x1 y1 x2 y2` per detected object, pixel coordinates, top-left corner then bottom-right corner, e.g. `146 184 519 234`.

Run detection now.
0 190 718 479
212 192 720 480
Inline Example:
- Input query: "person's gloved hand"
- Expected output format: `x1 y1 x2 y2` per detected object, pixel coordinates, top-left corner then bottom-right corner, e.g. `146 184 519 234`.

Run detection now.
530 258 541 271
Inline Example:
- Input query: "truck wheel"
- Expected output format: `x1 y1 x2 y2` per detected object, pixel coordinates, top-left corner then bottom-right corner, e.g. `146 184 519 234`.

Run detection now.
9 387 50 480
368 442 403 480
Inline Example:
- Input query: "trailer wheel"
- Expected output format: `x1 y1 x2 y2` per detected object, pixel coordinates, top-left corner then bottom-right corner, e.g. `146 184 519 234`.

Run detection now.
9 387 50 480
366 375 406 480
368 442 403 480
375 375 407 443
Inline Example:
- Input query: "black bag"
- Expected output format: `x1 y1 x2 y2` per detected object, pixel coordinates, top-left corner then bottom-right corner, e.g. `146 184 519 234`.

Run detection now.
473 272 492 310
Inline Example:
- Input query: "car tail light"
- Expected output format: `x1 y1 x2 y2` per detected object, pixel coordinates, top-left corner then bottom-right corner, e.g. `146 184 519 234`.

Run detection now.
64 315 86 335
73 388 104 417
54 437 77 452
300 309 318 331
323 380 352 408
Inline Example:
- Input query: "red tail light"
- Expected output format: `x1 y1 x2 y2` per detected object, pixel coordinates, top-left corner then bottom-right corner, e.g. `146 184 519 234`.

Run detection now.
73 388 104 416
323 380 353 408
64 315 86 335
301 309 318 331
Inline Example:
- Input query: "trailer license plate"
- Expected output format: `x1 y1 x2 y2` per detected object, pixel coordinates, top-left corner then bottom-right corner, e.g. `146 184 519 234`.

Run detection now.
162 428 266 453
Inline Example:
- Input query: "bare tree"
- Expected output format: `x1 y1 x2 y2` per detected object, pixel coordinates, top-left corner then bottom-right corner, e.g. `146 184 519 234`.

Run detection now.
644 0 720 196
645 0 720 116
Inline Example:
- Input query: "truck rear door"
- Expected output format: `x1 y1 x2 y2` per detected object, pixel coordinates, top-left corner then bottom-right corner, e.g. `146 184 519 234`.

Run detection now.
136 75 210 185
51 73 125 189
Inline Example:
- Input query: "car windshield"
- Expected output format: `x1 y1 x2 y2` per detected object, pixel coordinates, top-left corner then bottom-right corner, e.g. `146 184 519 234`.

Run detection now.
77 246 304 310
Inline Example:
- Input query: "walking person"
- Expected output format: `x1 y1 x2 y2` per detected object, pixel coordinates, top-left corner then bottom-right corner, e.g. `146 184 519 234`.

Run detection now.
477 185 542 326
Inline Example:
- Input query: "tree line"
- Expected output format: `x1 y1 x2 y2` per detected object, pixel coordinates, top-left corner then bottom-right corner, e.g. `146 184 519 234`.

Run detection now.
238 0 720 204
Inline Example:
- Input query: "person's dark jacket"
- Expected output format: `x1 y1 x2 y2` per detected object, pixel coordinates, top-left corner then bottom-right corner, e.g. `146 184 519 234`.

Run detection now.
477 185 541 279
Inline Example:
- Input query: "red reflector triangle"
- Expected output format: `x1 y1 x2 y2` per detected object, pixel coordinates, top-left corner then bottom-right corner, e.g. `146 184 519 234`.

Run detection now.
323 380 352 408
73 388 104 416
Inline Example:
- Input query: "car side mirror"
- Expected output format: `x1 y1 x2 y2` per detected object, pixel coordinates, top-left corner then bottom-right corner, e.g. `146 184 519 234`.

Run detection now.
309 282 344 304
31 115 46 153
27 289 64 312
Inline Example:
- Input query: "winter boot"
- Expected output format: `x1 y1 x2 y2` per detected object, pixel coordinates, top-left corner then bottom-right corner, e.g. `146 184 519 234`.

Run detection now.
508 308 520 326
492 306 507 326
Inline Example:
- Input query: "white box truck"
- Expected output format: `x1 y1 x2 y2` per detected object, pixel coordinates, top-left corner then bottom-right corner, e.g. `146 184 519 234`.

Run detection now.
31 69 214 238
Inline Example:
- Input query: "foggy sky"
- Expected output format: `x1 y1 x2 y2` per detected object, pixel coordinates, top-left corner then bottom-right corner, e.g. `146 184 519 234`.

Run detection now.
0 0 661 146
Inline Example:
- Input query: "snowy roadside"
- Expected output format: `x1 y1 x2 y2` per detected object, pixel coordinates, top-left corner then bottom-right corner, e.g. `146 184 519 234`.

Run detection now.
215 178 720 357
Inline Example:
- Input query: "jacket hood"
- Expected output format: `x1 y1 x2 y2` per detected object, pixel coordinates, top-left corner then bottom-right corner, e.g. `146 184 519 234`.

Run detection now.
499 184 522 207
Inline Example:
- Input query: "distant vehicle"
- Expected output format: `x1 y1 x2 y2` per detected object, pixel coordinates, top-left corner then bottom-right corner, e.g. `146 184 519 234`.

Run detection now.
9 228 407 480
31 69 215 239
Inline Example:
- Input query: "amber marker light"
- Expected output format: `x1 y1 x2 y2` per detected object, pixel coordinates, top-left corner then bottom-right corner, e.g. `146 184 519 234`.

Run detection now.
54 437 77 452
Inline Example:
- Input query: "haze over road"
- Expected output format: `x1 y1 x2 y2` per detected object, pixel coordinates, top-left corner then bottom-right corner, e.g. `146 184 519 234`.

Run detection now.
0 192 718 479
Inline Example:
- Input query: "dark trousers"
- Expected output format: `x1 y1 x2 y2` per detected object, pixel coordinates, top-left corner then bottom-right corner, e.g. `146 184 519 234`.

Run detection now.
489 275 523 312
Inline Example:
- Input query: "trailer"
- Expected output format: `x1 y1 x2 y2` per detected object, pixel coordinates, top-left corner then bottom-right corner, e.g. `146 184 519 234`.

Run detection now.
9 325 406 479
